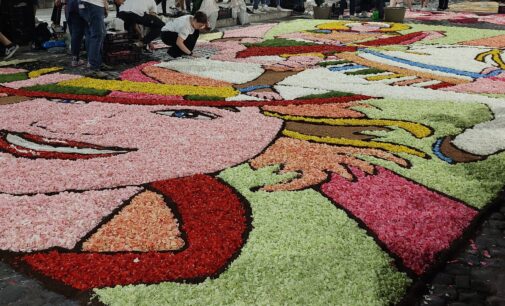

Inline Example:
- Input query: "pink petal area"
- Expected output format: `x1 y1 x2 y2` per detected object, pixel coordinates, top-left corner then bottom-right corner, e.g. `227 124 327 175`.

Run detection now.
3 73 82 89
119 61 159 83
0 99 282 194
223 24 276 38
441 73 505 94
0 186 142 252
209 40 282 64
107 91 184 100
0 68 27 75
321 166 477 275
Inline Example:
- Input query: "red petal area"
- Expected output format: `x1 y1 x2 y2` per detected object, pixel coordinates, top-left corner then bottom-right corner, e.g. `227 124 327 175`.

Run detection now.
360 32 429 46
21 174 250 290
236 45 358 58
0 131 131 160
425 82 454 90
19 132 104 150
0 86 372 107
0 135 116 160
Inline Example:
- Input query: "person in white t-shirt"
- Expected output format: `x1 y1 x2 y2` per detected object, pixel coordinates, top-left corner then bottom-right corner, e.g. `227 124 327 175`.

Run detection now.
116 0 165 52
160 11 208 58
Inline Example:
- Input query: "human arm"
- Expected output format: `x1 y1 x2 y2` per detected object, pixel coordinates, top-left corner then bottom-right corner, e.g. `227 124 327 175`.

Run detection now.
176 36 192 55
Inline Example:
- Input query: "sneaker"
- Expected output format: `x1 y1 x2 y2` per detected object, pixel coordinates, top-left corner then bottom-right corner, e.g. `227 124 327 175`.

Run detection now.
85 70 108 78
4 44 19 60
99 63 114 71
71 58 85 67
277 5 282 11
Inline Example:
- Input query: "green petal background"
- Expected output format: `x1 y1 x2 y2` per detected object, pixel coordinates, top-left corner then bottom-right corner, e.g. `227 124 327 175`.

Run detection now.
95 164 410 306
353 98 505 208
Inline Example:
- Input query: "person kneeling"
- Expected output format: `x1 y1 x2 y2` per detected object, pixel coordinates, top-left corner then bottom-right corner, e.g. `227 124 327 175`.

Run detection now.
116 0 165 53
160 11 207 58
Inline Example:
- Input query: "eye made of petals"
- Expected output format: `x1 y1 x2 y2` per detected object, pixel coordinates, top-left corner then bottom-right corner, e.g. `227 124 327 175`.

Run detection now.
48 98 87 104
154 109 220 120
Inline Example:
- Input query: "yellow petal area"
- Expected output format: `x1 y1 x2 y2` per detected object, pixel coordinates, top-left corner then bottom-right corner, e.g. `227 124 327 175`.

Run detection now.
263 111 432 138
475 49 505 69
199 31 224 41
28 67 64 78
59 77 239 98
366 73 405 81
317 21 410 32
283 129 427 158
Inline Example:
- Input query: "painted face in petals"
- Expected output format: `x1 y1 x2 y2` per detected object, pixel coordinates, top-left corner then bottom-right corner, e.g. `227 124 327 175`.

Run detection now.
0 99 283 194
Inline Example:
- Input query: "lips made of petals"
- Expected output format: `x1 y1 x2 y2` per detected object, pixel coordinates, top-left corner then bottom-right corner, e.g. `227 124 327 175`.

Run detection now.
0 130 136 160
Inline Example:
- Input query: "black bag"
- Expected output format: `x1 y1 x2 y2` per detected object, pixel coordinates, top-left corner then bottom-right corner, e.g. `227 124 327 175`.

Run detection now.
31 22 52 50
1 0 36 45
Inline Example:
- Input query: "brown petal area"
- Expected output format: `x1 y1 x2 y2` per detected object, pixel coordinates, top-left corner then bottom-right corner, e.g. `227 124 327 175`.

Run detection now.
142 66 232 87
250 137 408 191
439 135 484 163
263 102 367 118
285 121 392 140
0 95 29 105
82 190 185 252
392 77 431 86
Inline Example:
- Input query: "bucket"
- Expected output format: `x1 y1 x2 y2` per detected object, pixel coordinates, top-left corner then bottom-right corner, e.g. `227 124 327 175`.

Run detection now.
384 7 406 22
313 6 331 19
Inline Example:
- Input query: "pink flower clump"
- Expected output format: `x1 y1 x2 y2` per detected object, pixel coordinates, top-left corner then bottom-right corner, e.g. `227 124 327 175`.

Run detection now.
3 73 82 89
321 166 477 275
0 186 142 252
442 71 505 94
119 61 159 83
0 68 27 75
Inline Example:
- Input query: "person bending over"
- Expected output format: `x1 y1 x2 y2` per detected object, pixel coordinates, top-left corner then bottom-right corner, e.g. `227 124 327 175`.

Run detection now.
116 0 165 53
160 11 207 58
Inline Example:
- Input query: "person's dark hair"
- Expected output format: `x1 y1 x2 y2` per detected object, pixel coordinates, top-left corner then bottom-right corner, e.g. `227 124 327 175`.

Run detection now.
194 11 208 24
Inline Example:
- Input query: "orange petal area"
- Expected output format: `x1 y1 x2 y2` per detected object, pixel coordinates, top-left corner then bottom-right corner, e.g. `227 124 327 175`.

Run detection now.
462 34 505 48
262 102 367 118
82 191 185 252
142 65 232 87
250 137 408 191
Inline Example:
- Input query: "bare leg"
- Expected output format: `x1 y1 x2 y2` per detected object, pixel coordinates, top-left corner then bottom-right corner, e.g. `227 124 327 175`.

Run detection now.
0 32 12 47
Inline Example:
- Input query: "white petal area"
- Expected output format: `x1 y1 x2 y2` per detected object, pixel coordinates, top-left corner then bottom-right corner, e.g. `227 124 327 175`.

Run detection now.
274 85 330 100
246 56 286 64
380 45 498 74
156 58 264 84
6 134 127 155
225 94 265 101
280 67 505 156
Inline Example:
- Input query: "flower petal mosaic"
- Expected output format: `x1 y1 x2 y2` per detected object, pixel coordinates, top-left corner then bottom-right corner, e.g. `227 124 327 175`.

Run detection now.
1 19 505 305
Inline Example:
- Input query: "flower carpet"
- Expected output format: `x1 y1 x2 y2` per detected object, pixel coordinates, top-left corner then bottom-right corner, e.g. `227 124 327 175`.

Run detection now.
1 19 505 305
